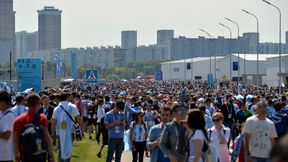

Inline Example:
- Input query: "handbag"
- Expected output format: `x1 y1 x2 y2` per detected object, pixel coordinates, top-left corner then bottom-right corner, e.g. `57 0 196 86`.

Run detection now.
60 105 82 141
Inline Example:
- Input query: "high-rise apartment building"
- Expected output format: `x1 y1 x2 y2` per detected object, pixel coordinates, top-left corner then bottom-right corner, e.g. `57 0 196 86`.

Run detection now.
16 31 38 58
157 30 174 60
157 30 174 45
121 30 137 49
38 6 62 51
0 0 15 66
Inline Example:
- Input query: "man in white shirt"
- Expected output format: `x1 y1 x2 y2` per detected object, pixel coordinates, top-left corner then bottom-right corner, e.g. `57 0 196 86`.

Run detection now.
243 101 278 162
52 92 81 162
11 95 28 117
0 90 15 162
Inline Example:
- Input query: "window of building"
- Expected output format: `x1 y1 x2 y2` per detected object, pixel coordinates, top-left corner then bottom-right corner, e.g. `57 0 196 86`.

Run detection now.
173 67 180 72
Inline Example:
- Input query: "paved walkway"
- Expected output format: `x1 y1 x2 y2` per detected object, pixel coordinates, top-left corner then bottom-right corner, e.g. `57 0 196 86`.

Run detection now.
121 151 150 162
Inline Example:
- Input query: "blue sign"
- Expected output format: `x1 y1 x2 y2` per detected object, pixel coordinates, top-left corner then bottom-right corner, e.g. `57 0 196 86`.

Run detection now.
233 61 239 71
17 58 42 92
155 70 163 81
71 52 77 79
207 74 213 86
86 70 98 83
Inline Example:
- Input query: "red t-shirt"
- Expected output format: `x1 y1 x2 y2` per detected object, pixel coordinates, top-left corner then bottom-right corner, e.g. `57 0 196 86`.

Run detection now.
13 110 48 160
13 110 48 135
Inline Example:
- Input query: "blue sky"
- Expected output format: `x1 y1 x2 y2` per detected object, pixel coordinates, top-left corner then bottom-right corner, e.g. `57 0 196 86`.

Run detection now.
14 0 288 48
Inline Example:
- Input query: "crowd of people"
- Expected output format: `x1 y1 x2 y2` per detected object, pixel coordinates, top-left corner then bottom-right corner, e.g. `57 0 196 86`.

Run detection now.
0 80 288 162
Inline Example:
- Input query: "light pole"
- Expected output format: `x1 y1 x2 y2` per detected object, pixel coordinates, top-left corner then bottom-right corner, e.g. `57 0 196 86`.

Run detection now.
262 0 282 94
199 28 216 87
219 23 232 81
225 18 240 92
242 9 259 90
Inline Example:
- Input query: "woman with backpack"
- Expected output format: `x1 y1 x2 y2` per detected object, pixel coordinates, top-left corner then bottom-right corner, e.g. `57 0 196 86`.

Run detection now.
130 111 148 162
208 112 230 162
187 109 208 162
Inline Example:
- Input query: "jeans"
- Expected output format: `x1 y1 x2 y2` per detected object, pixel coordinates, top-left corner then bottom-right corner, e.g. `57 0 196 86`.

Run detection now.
252 157 270 162
57 136 72 162
106 138 124 162
132 141 146 162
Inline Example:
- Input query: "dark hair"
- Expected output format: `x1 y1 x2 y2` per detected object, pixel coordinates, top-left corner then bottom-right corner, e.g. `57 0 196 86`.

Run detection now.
134 112 144 123
105 96 110 102
41 95 49 100
26 93 41 109
226 94 232 100
187 109 207 138
270 134 288 162
274 102 283 112
49 94 55 100
172 103 186 112
161 105 172 115
15 94 25 104
0 90 11 105
205 98 212 103
59 92 69 101
115 99 125 110
198 104 206 111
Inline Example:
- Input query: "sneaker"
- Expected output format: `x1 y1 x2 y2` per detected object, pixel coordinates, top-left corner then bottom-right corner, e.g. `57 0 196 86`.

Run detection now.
97 152 101 158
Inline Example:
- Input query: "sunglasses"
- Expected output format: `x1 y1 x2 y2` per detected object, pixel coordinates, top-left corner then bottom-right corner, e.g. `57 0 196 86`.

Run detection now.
212 118 221 122
176 108 188 115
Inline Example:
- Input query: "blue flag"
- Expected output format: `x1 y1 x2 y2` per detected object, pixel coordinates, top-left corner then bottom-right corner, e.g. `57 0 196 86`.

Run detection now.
54 52 63 76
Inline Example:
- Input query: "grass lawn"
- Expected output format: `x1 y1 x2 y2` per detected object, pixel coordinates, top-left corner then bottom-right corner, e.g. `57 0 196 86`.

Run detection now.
53 134 108 162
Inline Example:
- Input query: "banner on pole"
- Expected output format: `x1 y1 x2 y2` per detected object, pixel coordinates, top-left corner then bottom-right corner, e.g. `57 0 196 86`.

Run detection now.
207 74 213 86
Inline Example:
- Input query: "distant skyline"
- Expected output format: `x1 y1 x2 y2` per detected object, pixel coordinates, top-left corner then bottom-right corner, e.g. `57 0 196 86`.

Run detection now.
14 0 288 48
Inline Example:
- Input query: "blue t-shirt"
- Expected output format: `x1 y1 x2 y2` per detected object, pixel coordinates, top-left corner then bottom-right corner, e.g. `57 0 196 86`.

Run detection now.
104 110 125 139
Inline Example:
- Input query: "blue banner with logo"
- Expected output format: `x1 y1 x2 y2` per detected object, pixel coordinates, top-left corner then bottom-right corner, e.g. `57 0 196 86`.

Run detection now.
71 52 77 79
86 70 98 83
207 74 213 86
155 70 163 81
17 58 42 92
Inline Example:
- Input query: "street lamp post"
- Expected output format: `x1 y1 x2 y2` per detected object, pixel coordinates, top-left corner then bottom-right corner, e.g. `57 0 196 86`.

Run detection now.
241 9 259 90
199 28 216 87
262 0 282 94
225 18 240 93
219 23 232 81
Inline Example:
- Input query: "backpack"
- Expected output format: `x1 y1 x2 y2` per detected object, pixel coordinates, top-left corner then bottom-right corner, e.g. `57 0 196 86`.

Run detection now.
270 113 288 137
20 114 47 161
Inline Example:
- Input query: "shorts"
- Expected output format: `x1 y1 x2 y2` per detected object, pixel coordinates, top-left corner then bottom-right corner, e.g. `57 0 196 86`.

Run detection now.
87 119 97 126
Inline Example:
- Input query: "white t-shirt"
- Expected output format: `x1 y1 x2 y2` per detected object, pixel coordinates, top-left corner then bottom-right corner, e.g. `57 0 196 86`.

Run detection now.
52 101 80 135
189 130 204 162
97 105 105 123
0 109 15 160
242 115 278 158
130 122 146 142
11 105 28 117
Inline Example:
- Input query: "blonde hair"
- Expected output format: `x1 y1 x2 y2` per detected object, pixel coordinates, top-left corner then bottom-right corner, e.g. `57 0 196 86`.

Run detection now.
212 112 224 120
